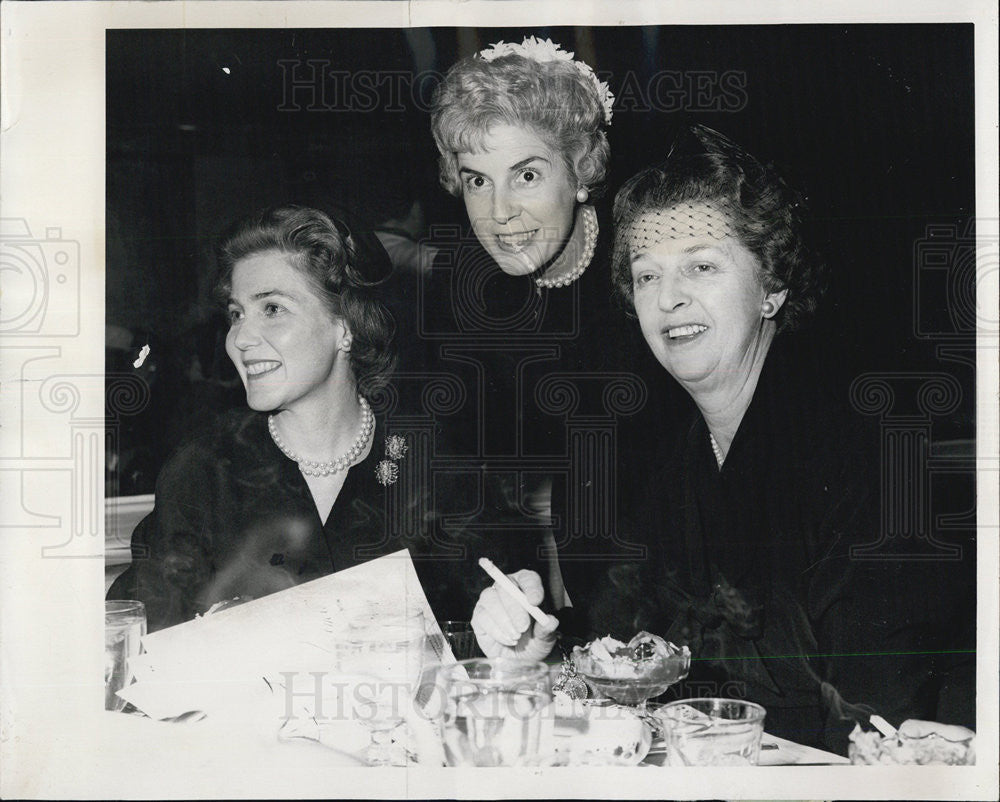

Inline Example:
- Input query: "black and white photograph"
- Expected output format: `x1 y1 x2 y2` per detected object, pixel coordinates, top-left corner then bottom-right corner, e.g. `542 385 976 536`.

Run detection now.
1 2 997 799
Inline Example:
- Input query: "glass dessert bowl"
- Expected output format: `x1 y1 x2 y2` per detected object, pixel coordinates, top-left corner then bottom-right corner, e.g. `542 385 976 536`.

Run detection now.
572 632 691 708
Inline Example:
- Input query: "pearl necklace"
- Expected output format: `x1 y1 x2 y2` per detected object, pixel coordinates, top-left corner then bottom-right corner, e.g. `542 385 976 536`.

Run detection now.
709 432 725 469
534 205 598 289
268 396 374 477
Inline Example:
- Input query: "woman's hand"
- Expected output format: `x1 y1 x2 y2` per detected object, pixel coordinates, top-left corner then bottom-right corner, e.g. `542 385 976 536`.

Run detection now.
471 569 559 661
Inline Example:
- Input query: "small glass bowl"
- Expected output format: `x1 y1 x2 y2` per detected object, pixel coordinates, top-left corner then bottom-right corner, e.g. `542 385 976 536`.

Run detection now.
575 650 691 707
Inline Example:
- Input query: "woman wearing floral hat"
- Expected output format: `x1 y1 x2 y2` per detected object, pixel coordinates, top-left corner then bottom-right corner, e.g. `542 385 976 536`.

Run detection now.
400 37 672 612
429 36 614 287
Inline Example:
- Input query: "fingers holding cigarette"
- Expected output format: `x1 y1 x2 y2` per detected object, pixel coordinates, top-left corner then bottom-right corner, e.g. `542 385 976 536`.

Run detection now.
472 563 559 661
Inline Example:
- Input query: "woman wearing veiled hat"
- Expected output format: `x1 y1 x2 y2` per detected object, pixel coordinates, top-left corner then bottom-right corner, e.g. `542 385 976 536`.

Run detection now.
471 127 976 754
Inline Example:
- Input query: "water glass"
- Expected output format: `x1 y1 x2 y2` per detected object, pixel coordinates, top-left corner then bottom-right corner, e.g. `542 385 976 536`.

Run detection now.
335 609 426 766
438 658 552 766
439 620 478 660
104 600 146 711
656 698 766 766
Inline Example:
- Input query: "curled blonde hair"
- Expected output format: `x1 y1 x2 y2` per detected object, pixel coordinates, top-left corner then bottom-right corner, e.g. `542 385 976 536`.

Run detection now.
431 53 610 198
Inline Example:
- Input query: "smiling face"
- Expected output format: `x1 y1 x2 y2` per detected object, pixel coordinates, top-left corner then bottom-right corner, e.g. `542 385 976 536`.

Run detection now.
224 250 347 413
456 123 578 276
628 203 786 397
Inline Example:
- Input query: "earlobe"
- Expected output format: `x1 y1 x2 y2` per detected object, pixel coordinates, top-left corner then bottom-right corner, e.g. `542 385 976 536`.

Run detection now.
763 289 789 318
339 322 353 352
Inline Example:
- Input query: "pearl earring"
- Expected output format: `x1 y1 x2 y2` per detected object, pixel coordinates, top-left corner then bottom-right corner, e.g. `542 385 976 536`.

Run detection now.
576 187 589 204
762 300 776 317
341 337 352 351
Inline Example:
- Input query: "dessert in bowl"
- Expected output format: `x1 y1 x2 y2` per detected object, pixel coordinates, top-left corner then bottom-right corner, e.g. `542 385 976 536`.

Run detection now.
572 632 691 706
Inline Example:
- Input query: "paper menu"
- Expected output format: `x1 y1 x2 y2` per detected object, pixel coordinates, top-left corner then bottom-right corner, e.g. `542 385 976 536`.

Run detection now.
119 549 456 720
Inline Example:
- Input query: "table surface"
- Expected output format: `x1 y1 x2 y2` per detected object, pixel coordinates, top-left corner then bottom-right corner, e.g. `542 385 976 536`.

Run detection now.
642 732 848 767
15 709 988 801
100 706 848 768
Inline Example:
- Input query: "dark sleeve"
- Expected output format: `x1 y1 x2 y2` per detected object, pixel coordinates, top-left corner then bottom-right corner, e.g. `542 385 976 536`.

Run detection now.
554 412 696 646
107 437 220 632
388 421 545 624
805 426 976 753
553 470 674 645
391 254 455 378
809 548 972 753
550 255 693 641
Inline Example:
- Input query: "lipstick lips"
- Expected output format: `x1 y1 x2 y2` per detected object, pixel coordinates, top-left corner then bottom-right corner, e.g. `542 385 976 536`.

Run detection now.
494 229 539 254
244 359 281 378
664 323 709 340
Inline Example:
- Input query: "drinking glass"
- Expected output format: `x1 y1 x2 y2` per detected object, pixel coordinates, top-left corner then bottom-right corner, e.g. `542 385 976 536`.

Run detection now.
104 600 146 711
334 609 426 766
656 698 766 766
438 658 552 766
439 620 478 660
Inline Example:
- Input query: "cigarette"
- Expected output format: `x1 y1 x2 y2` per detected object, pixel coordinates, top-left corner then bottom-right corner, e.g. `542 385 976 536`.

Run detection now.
869 714 898 738
477 558 550 627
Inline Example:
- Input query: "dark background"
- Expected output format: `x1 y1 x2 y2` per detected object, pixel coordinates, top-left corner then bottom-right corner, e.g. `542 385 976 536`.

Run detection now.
106 25 977 496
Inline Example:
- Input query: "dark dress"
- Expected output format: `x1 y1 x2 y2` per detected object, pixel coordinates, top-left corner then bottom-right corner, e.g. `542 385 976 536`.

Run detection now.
560 338 976 754
388 207 685 595
107 408 482 632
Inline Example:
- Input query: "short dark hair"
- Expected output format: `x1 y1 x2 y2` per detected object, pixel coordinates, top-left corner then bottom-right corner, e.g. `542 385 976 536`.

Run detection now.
215 205 396 396
612 126 826 333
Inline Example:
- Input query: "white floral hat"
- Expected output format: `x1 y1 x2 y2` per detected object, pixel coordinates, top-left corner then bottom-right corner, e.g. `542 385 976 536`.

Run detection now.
478 36 615 125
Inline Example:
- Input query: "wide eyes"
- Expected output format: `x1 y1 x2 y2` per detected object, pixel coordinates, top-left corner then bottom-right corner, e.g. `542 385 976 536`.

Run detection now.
461 166 544 194
463 173 490 194
515 168 541 186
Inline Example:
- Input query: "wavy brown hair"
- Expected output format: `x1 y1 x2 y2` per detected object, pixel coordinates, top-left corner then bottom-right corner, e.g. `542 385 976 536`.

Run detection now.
215 205 396 397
